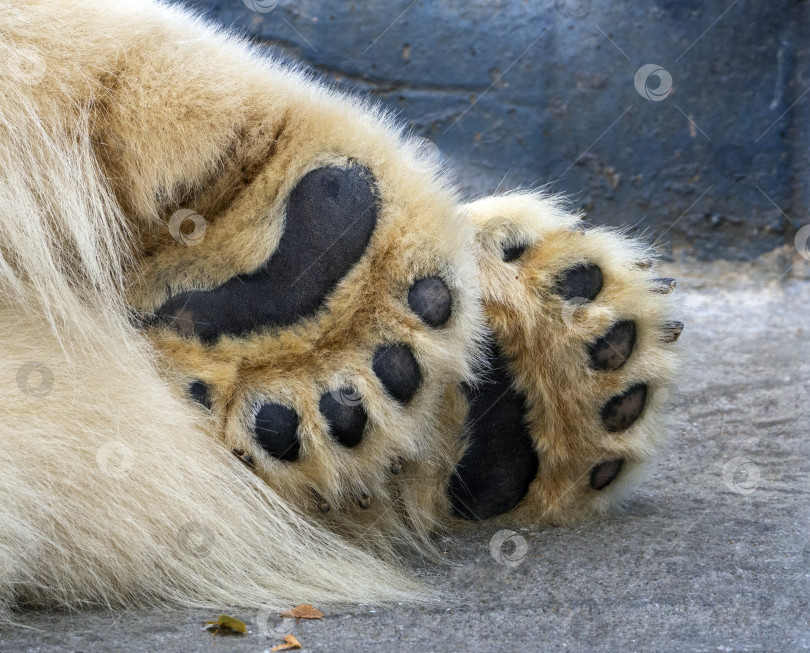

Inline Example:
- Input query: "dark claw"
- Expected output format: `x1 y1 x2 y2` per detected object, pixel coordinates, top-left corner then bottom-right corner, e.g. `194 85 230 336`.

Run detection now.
651 278 677 294
634 259 653 270
357 493 372 509
312 491 331 514
390 456 403 475
232 449 256 469
661 320 684 343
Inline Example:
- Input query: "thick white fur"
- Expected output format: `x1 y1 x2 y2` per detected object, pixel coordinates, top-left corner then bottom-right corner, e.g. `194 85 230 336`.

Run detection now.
0 0 431 623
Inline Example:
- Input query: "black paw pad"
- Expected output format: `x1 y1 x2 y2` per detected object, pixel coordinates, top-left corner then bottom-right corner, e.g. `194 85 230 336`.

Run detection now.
601 383 647 432
253 402 300 461
448 342 539 521
590 459 624 490
188 379 212 409
154 164 379 342
502 242 528 262
407 276 452 327
319 388 368 448
588 320 636 371
372 344 422 403
553 262 603 301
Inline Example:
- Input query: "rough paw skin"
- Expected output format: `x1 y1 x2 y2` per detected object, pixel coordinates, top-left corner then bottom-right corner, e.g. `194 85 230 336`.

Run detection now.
0 0 681 622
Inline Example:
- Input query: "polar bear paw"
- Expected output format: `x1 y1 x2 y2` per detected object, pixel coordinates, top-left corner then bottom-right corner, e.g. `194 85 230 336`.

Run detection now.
447 193 683 524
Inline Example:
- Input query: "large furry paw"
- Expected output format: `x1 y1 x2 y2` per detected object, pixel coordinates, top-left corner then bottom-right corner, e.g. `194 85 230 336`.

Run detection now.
447 193 683 524
129 121 482 528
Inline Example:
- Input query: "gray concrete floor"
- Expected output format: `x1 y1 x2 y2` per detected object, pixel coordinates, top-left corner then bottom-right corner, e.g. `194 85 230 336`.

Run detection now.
3 260 809 652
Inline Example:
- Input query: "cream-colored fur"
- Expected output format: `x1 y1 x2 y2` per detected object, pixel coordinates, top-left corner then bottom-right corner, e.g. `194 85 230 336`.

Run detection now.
0 0 680 623
0 0 478 622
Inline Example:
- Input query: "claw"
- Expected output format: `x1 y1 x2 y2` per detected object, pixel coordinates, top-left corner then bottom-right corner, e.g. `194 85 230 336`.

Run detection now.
651 278 677 294
357 493 371 509
634 259 653 269
231 448 255 469
390 456 403 475
312 490 330 514
661 320 684 343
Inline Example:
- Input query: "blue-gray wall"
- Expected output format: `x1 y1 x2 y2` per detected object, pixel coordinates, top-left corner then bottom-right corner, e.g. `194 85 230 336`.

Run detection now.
184 0 810 260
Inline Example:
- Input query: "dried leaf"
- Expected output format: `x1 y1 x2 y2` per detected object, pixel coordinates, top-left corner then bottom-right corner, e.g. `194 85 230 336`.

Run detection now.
270 634 303 651
280 603 324 621
204 614 247 636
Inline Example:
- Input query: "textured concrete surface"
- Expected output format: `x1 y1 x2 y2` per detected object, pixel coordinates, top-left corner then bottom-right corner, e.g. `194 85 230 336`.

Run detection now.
182 0 810 260
4 259 809 652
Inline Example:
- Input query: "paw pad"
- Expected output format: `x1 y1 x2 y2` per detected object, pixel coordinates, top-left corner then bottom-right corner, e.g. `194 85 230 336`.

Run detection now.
319 388 367 448
502 242 528 262
253 402 301 461
601 383 647 432
188 379 212 409
448 343 539 521
588 320 636 371
372 344 422 403
407 276 452 327
155 164 379 341
553 262 603 301
590 459 624 490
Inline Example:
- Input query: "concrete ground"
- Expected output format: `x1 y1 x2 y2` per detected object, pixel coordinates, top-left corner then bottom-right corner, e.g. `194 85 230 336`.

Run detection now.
3 259 808 652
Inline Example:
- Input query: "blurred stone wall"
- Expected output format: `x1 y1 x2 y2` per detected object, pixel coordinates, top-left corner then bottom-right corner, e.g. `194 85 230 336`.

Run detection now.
183 0 810 261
